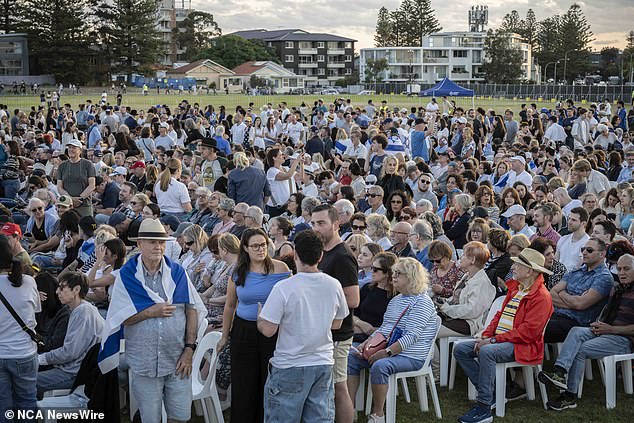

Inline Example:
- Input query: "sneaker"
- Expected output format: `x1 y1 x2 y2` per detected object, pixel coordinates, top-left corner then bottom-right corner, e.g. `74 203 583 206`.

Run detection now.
367 414 385 423
458 404 493 423
538 370 568 390
547 393 577 411
506 381 527 402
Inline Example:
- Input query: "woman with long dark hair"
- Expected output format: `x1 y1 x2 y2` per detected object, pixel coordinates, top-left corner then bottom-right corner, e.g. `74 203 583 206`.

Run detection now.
0 234 38 417
385 190 409 226
217 228 290 423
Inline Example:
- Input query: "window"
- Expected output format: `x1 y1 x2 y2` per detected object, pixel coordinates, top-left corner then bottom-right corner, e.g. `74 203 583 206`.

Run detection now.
345 68 352 75
317 55 325 62
298 55 313 64
285 41 294 49
327 42 338 49
345 42 352 49
299 42 312 49
285 55 294 63
345 55 352 62
317 42 325 48
453 50 468 58
317 68 325 75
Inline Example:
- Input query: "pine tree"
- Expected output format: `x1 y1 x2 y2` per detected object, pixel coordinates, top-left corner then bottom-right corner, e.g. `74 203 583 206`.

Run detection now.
390 10 406 47
94 0 165 78
483 30 524 83
408 0 442 46
174 10 222 61
374 7 393 47
398 0 416 46
558 3 593 82
535 16 562 80
499 10 523 34
523 9 538 50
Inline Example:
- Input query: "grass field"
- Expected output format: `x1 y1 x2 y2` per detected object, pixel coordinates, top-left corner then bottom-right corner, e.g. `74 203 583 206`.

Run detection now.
1 92 565 115
120 360 634 423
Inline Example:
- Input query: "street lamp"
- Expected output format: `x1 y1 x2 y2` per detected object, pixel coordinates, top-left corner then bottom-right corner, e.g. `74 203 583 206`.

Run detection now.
407 49 414 84
563 49 575 83
554 60 561 84
544 61 557 82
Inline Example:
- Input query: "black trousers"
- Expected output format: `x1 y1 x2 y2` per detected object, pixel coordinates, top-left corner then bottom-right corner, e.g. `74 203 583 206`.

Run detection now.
544 313 579 343
230 316 277 423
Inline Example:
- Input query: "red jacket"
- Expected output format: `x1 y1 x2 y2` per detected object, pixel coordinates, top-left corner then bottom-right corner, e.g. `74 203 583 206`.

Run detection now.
483 276 554 365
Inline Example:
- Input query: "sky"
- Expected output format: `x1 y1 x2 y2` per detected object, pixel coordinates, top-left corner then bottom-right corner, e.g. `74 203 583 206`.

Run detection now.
191 0 633 51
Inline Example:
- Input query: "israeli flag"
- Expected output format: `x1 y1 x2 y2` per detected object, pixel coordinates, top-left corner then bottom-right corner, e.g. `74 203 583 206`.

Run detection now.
385 135 407 156
98 254 207 373
493 172 510 194
335 137 352 155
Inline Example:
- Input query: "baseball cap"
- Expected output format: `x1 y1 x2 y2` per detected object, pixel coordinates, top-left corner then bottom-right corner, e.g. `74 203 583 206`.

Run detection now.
310 125 319 133
109 166 127 177
159 215 181 232
159 122 169 128
457 117 467 124
130 161 146 170
509 156 526 165
501 204 527 218
67 139 82 148
87 114 95 121
382 118 393 125
365 174 378 186
108 212 128 227
0 222 21 238
57 195 73 208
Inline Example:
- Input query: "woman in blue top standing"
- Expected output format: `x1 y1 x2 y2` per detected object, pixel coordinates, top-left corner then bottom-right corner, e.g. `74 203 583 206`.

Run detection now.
218 228 290 423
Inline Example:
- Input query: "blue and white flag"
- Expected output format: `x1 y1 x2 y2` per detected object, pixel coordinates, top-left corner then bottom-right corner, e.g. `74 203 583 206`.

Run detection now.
335 137 352 155
493 172 510 194
98 254 207 373
385 135 407 156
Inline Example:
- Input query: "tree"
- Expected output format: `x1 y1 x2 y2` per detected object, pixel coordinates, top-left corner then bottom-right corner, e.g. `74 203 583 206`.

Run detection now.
499 10 523 34
364 58 388 84
397 0 416 46
557 3 593 82
248 75 268 89
374 7 393 47
482 30 524 83
390 10 406 47
173 10 221 61
94 0 165 78
523 9 538 50
408 0 442 46
16 0 92 82
0 0 19 33
599 47 620 78
196 35 278 69
534 15 562 80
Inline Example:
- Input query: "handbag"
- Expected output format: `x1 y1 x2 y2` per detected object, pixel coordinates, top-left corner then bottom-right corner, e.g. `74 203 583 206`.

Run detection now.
0 288 45 348
362 301 413 361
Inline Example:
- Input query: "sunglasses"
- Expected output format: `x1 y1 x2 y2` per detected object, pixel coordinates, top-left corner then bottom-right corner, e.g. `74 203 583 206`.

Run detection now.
580 247 595 253
399 215 412 221
430 258 443 264
130 201 138 205
419 180 431 185
371 266 387 273
351 225 366 231
366 193 381 198
391 200 403 204
31 207 43 212
185 240 195 246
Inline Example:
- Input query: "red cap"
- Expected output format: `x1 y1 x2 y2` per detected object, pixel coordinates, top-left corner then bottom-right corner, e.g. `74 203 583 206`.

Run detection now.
130 161 146 170
0 223 21 238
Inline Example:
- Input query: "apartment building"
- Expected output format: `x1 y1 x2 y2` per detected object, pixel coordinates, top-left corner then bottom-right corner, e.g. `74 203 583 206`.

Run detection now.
230 29 356 87
156 0 191 66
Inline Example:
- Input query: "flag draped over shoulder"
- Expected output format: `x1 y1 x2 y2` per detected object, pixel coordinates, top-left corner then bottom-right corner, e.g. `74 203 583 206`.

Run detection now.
98 254 207 373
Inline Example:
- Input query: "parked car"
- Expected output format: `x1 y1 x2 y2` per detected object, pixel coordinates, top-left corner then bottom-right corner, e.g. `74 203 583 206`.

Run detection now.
357 90 376 95
320 88 340 95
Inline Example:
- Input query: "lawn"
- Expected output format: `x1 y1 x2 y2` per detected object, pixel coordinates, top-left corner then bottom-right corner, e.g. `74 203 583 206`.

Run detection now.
120 360 634 422
1 91 566 115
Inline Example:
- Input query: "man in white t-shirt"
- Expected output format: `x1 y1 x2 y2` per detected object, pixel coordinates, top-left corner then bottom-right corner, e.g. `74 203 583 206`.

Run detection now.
230 113 247 146
258 230 348 422
286 114 304 146
556 207 590 272
506 156 533 189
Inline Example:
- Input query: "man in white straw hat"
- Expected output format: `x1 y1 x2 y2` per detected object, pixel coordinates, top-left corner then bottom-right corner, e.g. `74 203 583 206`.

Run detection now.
98 218 206 423
453 248 554 423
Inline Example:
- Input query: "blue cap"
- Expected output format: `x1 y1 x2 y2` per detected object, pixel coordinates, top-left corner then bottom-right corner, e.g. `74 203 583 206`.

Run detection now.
108 212 127 227
382 118 393 125
310 125 319 132
159 215 180 232
87 114 95 121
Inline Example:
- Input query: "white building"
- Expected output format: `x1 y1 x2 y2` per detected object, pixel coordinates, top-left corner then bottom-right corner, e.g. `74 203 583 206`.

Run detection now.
156 0 191 66
232 61 305 94
360 31 537 85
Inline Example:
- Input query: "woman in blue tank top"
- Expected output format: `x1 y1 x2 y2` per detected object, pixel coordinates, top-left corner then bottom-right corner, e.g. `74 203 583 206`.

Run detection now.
218 228 290 423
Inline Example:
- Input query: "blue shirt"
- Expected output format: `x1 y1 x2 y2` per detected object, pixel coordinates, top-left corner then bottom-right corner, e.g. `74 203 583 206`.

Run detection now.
416 246 432 272
213 135 231 156
410 130 429 161
556 264 613 326
87 124 102 149
236 271 291 321
227 166 271 210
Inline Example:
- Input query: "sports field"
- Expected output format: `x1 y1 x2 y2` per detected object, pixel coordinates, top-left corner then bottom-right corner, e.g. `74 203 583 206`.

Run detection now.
1 91 566 114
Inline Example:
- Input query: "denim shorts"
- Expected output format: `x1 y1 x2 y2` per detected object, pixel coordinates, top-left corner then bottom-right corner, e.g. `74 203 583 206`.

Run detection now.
130 371 192 422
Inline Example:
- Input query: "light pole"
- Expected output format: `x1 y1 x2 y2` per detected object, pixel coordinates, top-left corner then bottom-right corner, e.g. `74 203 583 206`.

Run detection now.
407 49 414 85
554 60 561 84
563 49 575 83
544 61 557 82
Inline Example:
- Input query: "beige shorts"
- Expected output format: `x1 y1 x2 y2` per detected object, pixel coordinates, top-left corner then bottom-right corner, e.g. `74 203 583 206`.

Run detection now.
333 337 353 384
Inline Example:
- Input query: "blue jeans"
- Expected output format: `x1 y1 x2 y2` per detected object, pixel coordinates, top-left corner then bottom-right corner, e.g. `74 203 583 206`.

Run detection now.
264 365 334 423
453 340 515 406
0 354 37 423
130 371 192 422
555 327 632 394
31 254 62 272
36 367 76 398
347 351 425 385
0 179 20 200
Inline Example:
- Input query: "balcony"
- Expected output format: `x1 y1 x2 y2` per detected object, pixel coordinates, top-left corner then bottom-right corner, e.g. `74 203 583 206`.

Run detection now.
421 57 449 63
328 49 345 55
450 71 470 79
298 63 318 68
298 48 317 55
327 62 345 68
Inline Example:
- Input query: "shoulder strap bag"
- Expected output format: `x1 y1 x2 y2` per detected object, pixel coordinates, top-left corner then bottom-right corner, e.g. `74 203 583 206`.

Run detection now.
0 289 45 348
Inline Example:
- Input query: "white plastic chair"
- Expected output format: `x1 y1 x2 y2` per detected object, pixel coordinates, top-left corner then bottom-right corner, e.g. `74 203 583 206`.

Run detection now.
448 296 506 390
494 361 548 417
363 316 443 422
577 352 634 409
191 331 224 423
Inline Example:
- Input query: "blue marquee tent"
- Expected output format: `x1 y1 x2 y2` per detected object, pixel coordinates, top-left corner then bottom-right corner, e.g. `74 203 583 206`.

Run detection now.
419 78 475 107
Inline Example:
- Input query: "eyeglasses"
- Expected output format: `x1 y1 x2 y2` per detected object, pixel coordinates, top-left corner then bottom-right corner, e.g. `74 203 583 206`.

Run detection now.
399 215 412 221
31 207 43 212
391 200 403 204
248 242 267 251
419 180 431 185
408 232 418 238
581 247 595 253
351 225 366 231
185 240 195 246
366 193 381 198
430 258 443 264
371 266 387 273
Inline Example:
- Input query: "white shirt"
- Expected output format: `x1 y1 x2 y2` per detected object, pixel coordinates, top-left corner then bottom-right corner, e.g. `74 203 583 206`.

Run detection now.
510 224 535 238
267 167 292 207
0 275 40 358
506 170 533 189
287 122 304 145
230 122 247 145
260 272 348 369
343 143 367 159
153 178 190 213
544 122 567 143
561 199 582 217
557 233 589 272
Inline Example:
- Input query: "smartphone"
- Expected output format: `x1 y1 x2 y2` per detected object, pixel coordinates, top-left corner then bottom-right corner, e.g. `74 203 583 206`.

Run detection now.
23 232 33 238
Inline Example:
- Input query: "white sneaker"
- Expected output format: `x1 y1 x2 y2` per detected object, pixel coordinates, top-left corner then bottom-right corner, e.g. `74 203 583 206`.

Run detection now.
367 414 386 423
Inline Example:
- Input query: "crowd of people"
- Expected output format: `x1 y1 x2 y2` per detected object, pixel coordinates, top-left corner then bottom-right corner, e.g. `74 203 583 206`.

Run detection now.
0 93 634 423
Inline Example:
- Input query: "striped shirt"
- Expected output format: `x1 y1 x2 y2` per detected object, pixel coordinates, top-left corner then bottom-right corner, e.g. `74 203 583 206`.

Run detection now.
375 293 438 361
495 290 528 334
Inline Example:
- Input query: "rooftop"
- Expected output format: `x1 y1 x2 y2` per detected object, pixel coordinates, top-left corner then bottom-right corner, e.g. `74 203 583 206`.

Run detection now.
230 29 356 43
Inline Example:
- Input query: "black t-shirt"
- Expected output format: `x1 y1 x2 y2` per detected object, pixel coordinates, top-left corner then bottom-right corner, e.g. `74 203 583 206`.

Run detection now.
318 241 358 342
355 284 390 329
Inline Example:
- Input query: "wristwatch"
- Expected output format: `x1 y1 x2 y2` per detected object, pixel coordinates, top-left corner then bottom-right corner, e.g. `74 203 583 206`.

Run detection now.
386 348 394 357
184 343 197 351
489 337 497 344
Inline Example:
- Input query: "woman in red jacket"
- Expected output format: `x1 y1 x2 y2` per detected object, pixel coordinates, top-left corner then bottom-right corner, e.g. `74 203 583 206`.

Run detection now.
453 248 554 423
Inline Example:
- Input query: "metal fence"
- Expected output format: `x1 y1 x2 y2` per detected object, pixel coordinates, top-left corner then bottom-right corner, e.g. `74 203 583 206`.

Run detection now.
362 82 634 104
